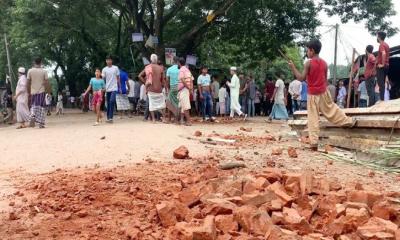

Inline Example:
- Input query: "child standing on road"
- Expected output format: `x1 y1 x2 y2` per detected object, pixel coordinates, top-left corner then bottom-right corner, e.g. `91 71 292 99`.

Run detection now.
56 92 64 116
45 93 52 116
218 83 227 118
336 80 347 108
289 39 355 151
84 68 105 126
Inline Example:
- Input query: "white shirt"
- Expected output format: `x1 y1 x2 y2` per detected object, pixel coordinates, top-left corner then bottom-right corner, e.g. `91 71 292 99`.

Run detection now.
57 95 63 102
274 79 285 104
385 82 391 101
197 74 211 87
227 74 240 96
357 81 368 100
128 79 135 97
102 65 120 92
337 86 347 102
288 80 302 101
219 87 227 103
45 93 52 105
140 84 147 101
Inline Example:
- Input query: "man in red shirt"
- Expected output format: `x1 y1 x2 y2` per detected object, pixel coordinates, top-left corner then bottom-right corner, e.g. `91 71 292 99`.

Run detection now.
364 45 376 106
263 78 275 116
376 31 390 102
288 39 355 151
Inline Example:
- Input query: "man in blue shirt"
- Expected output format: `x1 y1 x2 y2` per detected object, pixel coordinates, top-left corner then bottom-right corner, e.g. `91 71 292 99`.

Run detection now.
300 81 308 110
117 68 130 118
166 57 180 122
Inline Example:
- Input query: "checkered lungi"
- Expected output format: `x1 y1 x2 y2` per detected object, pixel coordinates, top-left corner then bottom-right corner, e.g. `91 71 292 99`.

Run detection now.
116 94 130 111
29 92 46 127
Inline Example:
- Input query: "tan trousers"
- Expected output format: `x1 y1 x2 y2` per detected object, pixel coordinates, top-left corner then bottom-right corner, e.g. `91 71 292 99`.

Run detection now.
307 90 353 145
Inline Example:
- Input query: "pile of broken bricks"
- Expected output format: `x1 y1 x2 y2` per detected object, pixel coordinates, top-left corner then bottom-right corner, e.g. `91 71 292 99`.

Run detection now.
156 167 400 240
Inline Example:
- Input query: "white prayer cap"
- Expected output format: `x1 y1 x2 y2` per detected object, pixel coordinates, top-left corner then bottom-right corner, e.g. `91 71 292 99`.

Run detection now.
150 54 158 64
230 66 237 71
18 67 26 74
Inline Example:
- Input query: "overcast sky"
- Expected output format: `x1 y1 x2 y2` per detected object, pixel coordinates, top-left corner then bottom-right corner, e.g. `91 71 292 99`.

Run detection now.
317 0 400 65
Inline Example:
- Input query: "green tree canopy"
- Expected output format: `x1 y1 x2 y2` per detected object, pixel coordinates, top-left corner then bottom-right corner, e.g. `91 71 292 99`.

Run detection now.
0 0 397 94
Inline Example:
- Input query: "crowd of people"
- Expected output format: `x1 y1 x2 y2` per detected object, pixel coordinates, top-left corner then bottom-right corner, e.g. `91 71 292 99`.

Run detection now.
7 31 393 152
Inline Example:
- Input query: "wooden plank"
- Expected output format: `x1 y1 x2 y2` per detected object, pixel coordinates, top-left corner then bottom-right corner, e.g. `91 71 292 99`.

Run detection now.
289 118 400 129
321 137 386 151
320 129 400 142
294 99 400 117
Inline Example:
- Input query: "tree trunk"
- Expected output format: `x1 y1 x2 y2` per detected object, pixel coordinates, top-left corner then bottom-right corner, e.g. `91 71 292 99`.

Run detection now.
115 10 123 59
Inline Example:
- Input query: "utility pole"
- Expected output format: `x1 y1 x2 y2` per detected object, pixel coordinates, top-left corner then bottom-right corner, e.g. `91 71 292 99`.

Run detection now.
333 23 339 86
347 48 356 109
4 33 14 91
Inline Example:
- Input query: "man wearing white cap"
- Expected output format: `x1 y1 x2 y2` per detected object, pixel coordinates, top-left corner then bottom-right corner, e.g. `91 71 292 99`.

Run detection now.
14 67 30 129
227 67 247 120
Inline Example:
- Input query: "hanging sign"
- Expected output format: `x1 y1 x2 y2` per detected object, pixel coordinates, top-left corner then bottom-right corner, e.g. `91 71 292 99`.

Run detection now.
165 48 177 65
186 55 197 66
142 57 150 66
207 11 216 23
132 33 144 42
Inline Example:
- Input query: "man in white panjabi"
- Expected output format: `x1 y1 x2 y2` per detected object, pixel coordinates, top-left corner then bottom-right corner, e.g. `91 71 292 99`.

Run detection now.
14 67 30 129
227 67 247 120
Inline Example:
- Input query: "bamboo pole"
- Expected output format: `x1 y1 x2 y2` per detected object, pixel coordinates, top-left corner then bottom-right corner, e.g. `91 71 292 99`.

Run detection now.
347 48 356 108
4 34 14 92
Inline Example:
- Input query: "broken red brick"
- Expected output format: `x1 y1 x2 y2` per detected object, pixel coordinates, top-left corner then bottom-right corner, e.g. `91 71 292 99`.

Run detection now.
239 127 252 132
233 205 257 233
287 147 298 158
254 177 270 190
173 146 189 159
271 211 284 224
156 201 191 227
271 148 283 156
242 191 277 207
9 212 18 221
77 210 88 218
194 131 202 137
242 179 258 194
178 186 201 207
267 226 302 240
345 207 370 226
282 207 313 235
267 182 293 205
202 198 237 216
265 135 276 141
357 217 398 239
348 190 383 208
368 170 376 178
215 215 238 234
372 199 400 221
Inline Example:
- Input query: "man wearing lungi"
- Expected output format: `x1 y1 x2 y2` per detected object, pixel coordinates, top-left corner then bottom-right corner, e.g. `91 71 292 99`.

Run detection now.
27 57 50 128
139 54 166 123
